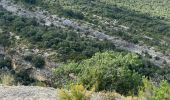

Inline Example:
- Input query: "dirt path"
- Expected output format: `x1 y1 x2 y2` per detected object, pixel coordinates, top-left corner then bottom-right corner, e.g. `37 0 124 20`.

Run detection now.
0 0 170 67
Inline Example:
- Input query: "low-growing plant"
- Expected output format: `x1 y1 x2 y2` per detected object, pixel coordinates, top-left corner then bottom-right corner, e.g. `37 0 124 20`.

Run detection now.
0 57 12 70
24 54 45 69
138 79 170 100
32 55 45 68
0 72 15 86
59 84 92 100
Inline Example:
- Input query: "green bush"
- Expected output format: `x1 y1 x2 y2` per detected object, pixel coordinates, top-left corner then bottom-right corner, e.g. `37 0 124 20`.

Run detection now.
63 9 84 19
24 54 34 62
54 51 144 95
24 54 45 68
0 72 15 86
138 79 170 100
59 84 92 100
0 57 12 70
32 55 45 68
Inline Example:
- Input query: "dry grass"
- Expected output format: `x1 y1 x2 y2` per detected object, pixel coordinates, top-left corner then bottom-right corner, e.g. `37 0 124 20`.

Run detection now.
91 92 138 100
59 85 138 100
59 84 93 100
0 73 15 86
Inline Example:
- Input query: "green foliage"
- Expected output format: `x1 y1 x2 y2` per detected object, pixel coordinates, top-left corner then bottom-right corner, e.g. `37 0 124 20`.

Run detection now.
59 84 92 100
0 31 12 50
63 9 84 19
32 55 45 68
14 0 37 4
0 57 12 70
18 0 170 54
138 79 170 100
54 51 143 95
101 0 170 20
24 54 45 68
151 81 170 100
2 0 170 94
0 9 115 62
24 0 37 4
0 72 15 86
34 80 46 87
15 69 36 85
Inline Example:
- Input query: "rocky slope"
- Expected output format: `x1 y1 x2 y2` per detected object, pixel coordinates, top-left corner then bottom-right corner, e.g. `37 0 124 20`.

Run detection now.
0 0 169 99
0 0 170 67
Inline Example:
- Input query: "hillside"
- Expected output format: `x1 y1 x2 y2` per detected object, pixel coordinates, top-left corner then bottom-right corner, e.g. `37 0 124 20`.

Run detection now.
0 0 170 99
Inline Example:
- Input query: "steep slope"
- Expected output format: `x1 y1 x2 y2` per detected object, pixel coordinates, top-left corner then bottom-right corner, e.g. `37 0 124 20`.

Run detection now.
1 0 170 98
0 0 170 67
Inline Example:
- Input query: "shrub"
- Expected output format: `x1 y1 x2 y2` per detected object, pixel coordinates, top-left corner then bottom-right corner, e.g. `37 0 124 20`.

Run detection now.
54 51 144 95
34 81 46 87
32 56 45 68
24 0 37 4
59 84 92 100
24 54 45 69
138 79 170 100
0 57 12 70
63 9 84 20
0 72 15 86
24 54 33 62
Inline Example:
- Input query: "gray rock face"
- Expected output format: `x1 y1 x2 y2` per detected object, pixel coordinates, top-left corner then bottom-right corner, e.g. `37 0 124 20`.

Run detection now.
0 86 58 100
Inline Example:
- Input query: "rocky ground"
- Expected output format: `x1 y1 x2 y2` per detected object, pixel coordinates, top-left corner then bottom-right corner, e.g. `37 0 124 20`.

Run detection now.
0 86 58 100
0 86 127 100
